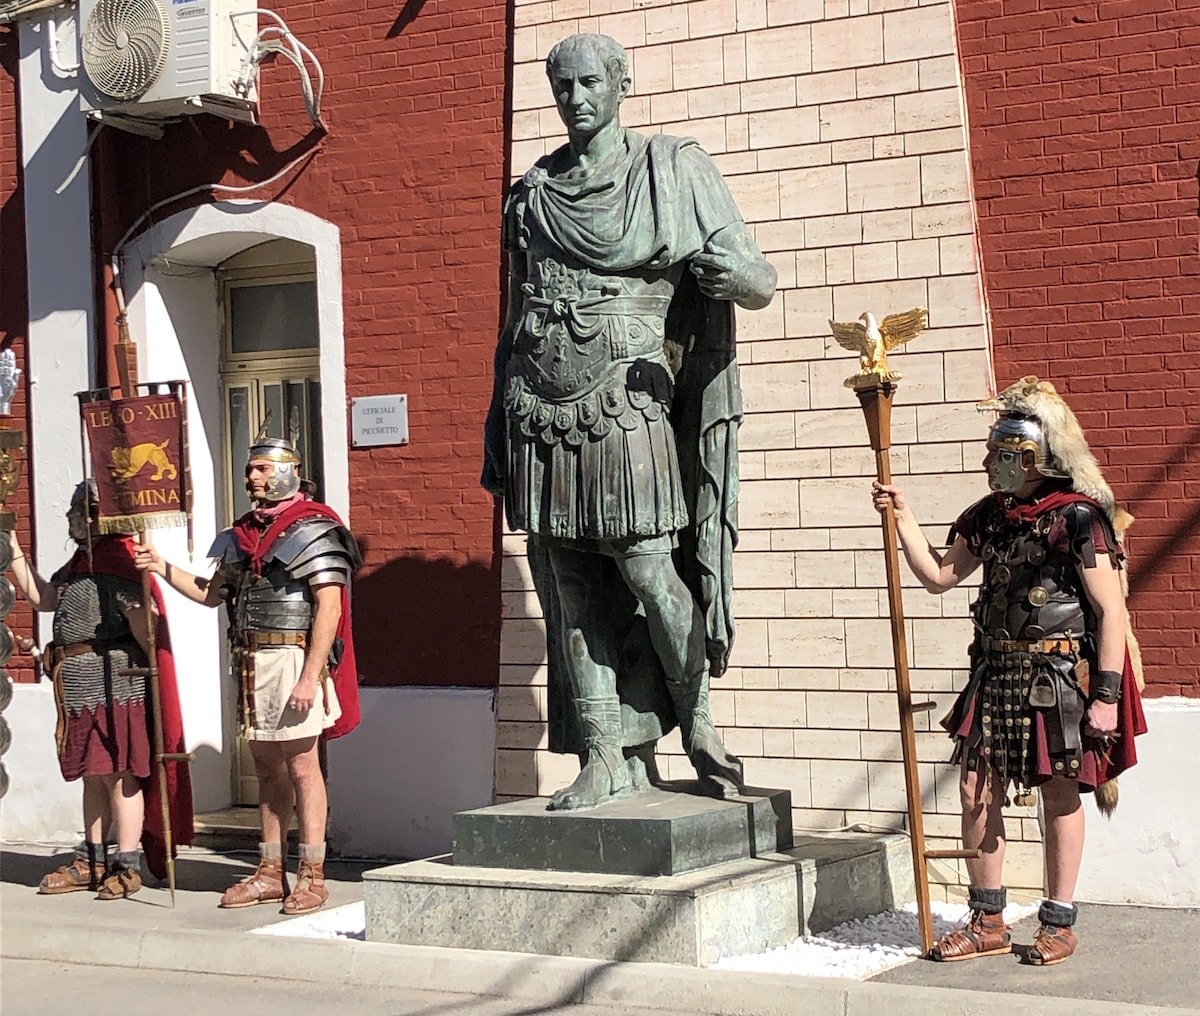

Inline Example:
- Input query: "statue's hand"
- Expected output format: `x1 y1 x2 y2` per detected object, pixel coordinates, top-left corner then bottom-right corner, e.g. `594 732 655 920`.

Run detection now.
690 247 776 310
481 399 506 497
690 250 750 301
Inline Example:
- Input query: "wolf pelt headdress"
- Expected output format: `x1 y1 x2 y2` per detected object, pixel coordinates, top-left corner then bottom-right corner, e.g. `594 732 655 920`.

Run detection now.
978 376 1134 540
979 377 1143 815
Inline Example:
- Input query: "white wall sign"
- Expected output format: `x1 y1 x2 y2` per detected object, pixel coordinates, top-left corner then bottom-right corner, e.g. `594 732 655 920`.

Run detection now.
351 394 409 448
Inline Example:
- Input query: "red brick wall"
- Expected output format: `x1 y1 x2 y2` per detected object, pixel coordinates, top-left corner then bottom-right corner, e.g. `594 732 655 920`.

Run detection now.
0 26 37 684
957 0 1200 695
95 0 510 687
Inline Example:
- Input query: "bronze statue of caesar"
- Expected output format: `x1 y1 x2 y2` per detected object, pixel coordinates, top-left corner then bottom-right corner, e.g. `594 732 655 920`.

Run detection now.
483 33 777 810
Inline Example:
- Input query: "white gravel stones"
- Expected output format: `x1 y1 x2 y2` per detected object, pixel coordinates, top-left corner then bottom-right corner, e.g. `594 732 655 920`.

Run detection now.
257 898 1039 979
712 900 1038 978
252 900 366 940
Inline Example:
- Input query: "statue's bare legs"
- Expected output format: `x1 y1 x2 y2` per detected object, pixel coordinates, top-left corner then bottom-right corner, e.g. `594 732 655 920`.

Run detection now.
546 544 743 811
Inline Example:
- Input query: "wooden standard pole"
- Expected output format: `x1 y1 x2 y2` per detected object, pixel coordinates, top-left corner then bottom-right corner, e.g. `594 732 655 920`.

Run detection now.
854 381 935 956
138 528 177 906
113 313 181 906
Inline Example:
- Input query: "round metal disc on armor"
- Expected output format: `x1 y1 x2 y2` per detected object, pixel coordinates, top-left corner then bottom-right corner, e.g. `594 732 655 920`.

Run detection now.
0 715 9 756
1023 624 1045 640
1027 586 1049 607
0 670 10 711
0 538 11 572
0 624 12 667
982 543 996 560
993 564 1012 585
0 760 8 800
0 578 14 618
992 593 1008 611
994 628 1011 642
1028 546 1046 564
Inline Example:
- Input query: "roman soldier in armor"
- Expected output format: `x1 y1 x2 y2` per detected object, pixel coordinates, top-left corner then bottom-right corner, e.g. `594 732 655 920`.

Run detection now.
138 427 360 915
482 33 777 810
8 481 193 900
872 376 1146 966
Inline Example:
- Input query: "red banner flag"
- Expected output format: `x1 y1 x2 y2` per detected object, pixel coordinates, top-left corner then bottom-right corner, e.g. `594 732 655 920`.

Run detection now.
81 391 190 534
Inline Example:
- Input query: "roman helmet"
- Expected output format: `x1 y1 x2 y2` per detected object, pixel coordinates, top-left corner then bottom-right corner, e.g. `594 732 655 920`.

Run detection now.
248 410 302 502
977 376 1117 516
983 413 1069 493
67 479 100 543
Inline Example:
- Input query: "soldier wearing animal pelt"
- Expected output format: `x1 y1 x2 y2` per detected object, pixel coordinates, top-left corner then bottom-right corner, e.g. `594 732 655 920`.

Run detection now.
137 426 361 916
873 377 1146 966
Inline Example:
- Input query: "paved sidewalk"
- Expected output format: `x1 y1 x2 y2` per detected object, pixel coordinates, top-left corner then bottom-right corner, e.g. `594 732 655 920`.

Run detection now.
3 844 1198 1016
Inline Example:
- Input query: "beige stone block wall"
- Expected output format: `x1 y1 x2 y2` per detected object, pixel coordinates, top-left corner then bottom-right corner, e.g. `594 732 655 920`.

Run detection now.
497 0 1046 901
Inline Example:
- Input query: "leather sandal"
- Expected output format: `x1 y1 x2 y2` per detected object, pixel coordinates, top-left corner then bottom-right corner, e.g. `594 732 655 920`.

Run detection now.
219 858 287 909
95 868 142 900
931 909 1012 962
282 858 328 916
1028 923 1077 965
38 856 106 895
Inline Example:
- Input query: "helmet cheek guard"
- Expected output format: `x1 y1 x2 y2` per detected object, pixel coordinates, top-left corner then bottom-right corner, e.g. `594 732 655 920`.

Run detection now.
987 448 1027 493
263 461 302 501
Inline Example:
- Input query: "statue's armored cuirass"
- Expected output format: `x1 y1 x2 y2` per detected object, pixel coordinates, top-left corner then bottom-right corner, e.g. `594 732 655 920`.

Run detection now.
512 230 683 403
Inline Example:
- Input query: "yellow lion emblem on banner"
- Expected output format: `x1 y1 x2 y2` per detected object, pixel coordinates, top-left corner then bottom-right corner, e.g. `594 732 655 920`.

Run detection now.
109 440 178 484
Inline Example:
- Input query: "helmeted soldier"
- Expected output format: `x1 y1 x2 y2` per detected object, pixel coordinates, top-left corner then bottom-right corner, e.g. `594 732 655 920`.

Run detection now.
138 422 360 915
872 376 1146 967
8 480 193 900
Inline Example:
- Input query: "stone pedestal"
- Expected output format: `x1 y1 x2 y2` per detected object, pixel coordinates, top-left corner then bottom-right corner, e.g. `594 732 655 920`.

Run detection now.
453 784 792 876
363 831 915 966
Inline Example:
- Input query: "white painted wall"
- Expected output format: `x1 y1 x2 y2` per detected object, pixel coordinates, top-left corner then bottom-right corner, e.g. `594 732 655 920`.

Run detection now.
1079 698 1200 907
326 686 498 859
0 684 81 842
5 11 93 832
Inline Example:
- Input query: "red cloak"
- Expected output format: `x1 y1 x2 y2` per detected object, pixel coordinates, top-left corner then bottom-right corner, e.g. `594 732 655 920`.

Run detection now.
230 499 361 739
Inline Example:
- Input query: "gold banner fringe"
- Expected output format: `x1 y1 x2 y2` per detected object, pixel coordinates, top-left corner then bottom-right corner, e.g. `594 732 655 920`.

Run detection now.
98 512 189 535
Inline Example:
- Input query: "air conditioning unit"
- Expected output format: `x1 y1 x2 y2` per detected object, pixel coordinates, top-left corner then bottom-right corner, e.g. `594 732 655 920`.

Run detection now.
78 0 258 126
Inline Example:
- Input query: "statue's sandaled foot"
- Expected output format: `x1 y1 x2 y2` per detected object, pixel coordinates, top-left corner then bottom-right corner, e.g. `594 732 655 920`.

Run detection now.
548 747 634 811
686 719 744 798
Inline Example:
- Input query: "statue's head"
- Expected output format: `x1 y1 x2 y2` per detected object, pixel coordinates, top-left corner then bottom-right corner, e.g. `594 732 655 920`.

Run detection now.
246 436 303 504
545 34 630 139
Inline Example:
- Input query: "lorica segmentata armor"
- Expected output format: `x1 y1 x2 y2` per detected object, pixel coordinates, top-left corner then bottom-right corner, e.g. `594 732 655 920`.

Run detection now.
209 516 361 641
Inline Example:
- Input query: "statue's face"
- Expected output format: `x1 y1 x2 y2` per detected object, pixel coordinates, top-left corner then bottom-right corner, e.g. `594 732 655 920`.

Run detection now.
549 45 628 139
